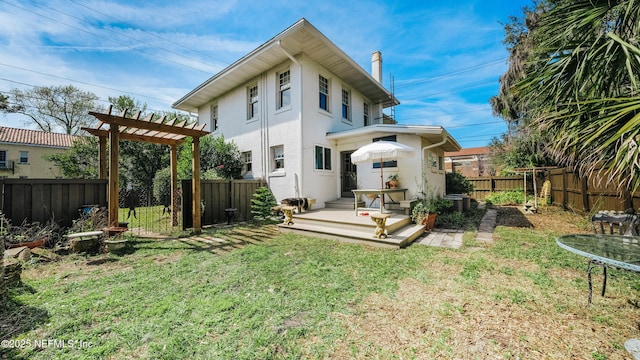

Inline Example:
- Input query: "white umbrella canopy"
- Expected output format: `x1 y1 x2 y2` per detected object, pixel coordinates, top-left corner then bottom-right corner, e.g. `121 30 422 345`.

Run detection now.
350 141 416 189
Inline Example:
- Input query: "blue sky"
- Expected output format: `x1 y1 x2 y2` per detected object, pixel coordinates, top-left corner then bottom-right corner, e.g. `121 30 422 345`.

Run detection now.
0 0 532 148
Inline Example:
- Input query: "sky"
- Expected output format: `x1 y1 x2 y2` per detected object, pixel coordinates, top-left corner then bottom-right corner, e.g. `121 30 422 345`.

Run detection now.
0 0 533 149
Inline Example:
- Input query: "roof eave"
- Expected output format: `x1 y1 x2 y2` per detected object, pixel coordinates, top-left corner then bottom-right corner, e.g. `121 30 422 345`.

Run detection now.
172 18 397 112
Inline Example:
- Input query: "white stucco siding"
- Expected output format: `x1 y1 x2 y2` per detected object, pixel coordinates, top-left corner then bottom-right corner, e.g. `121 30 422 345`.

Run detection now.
296 56 376 206
333 133 449 203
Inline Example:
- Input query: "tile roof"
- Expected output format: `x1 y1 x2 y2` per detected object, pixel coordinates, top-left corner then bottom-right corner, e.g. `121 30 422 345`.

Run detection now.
0 126 78 148
445 146 490 157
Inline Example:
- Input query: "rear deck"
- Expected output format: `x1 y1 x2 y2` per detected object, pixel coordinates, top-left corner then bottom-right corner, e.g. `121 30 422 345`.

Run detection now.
277 207 425 249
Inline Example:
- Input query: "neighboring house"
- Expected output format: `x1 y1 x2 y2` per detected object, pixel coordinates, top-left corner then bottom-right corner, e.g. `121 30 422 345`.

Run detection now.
173 18 460 207
0 126 77 179
444 146 490 177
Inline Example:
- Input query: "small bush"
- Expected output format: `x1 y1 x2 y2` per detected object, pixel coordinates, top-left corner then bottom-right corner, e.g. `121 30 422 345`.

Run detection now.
446 172 474 194
484 190 528 205
251 187 278 222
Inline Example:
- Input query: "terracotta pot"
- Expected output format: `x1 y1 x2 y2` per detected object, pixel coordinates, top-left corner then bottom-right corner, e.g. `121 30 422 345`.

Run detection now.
425 213 437 231
387 179 399 189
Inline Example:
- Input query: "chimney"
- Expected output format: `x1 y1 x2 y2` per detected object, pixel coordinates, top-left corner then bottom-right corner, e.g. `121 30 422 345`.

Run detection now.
371 51 382 83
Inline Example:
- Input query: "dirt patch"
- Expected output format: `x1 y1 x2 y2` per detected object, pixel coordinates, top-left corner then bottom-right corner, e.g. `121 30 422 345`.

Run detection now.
496 205 592 234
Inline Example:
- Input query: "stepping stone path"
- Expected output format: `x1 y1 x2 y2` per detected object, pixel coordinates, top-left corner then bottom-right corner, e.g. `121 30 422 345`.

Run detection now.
415 229 464 249
475 208 497 243
415 204 497 249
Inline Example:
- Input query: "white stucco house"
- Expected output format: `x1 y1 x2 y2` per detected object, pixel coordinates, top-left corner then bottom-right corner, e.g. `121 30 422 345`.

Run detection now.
173 18 461 209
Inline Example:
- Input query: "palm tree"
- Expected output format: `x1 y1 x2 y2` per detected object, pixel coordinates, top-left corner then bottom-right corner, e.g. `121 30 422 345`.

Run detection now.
516 0 640 197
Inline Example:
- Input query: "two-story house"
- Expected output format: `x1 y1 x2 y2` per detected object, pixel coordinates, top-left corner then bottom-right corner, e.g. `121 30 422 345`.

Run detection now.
173 18 460 208
0 126 77 179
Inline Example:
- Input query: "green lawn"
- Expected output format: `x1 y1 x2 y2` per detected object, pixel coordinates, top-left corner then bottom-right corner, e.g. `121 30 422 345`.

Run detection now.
3 207 640 359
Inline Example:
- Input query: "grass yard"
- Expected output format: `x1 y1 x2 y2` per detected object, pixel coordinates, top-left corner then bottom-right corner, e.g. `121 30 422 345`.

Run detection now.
2 206 640 359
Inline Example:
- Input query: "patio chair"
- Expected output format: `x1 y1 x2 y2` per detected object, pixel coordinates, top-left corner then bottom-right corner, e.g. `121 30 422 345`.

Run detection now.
589 212 639 301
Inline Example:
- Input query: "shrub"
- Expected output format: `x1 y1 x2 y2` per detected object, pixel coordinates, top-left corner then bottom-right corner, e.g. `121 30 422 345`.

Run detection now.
446 172 474 194
251 187 278 221
484 190 527 205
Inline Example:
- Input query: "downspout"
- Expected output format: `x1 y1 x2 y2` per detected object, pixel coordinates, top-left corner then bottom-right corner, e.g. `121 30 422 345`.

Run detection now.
421 131 449 196
277 40 303 198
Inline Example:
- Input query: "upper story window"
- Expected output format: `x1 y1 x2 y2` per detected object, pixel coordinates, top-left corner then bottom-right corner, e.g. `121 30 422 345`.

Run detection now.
319 75 329 111
247 85 258 120
364 103 370 126
210 104 218 132
19 151 28 164
278 70 291 109
0 150 6 169
341 88 351 120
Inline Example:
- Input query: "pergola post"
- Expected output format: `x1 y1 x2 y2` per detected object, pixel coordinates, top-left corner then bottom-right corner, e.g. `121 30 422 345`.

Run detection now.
170 144 178 227
85 109 209 232
99 136 107 179
192 137 201 233
108 125 119 227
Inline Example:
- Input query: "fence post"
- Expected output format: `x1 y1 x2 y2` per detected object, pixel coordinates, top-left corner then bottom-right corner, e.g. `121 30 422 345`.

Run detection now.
581 176 589 212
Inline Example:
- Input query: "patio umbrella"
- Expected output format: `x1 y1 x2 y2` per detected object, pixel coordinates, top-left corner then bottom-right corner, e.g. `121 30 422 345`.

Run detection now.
350 140 416 190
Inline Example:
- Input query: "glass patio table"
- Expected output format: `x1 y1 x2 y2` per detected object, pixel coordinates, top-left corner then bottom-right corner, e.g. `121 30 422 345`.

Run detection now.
556 234 640 304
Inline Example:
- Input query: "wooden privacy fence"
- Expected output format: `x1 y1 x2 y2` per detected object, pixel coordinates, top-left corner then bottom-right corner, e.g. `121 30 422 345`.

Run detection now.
1 178 108 228
182 179 267 229
467 168 640 212
547 168 639 212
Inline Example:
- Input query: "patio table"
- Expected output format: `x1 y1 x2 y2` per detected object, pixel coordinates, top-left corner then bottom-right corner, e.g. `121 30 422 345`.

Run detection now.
556 234 640 304
352 188 407 215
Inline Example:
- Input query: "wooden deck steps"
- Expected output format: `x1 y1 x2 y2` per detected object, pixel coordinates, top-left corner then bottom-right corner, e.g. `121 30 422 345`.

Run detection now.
277 208 425 249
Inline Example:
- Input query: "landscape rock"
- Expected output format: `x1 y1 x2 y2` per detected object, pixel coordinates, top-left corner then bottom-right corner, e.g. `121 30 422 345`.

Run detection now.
30 247 60 262
5 246 31 261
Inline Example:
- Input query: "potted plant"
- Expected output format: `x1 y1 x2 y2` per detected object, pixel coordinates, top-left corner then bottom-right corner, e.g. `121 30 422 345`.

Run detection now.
386 174 399 189
411 201 435 230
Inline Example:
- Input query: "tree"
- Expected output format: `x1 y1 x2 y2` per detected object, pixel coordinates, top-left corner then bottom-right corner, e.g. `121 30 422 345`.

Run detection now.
4 85 100 134
107 95 147 117
200 135 243 179
178 135 244 180
44 136 99 179
500 0 640 195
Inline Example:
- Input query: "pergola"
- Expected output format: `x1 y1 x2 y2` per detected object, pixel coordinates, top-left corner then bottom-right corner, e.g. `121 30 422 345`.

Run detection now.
83 106 209 233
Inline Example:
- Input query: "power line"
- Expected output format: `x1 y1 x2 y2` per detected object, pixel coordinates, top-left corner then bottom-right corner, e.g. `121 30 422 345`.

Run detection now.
0 79 184 115
66 0 230 66
0 0 215 75
398 79 497 101
0 64 168 103
394 58 507 90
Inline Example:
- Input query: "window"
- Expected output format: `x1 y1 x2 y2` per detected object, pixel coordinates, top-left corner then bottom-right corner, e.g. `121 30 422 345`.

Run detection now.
247 85 258 120
372 135 397 168
428 151 438 169
315 145 332 170
278 70 291 109
438 155 444 171
272 145 284 170
0 150 6 169
341 88 351 120
319 75 329 111
364 103 370 126
242 151 252 174
19 151 28 164
210 104 218 131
